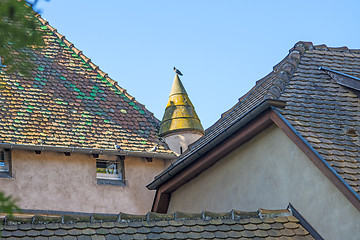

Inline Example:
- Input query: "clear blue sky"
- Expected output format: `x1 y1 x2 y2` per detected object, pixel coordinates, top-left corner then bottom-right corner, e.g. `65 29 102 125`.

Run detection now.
36 0 360 129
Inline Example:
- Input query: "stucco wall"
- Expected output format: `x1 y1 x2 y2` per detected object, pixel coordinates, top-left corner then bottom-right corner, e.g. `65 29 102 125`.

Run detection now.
167 124 360 240
0 150 168 214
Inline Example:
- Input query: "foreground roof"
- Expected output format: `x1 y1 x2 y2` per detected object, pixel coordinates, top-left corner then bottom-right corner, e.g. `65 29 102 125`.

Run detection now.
0 209 315 239
148 42 360 204
0 14 173 157
159 74 204 137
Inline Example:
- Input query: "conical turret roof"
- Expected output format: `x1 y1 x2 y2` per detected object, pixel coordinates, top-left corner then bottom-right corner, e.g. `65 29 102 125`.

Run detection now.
159 74 204 137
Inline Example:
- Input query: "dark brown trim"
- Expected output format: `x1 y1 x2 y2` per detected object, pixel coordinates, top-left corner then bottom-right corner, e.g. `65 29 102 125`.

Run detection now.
152 190 170 213
269 111 360 211
153 110 273 212
152 108 360 213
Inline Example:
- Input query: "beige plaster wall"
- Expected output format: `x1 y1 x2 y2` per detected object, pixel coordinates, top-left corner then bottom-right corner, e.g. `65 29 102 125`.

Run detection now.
0 150 168 214
168 125 360 240
164 132 203 155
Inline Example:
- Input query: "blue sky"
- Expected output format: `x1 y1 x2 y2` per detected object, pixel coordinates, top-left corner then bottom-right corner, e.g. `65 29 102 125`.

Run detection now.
36 0 360 129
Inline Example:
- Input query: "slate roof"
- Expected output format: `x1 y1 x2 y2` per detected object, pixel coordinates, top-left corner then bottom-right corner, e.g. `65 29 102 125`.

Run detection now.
0 209 315 239
148 42 360 195
0 14 173 156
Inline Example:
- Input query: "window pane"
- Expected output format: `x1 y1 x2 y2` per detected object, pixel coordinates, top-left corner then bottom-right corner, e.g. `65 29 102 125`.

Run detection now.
0 151 9 172
96 160 117 174
96 159 123 180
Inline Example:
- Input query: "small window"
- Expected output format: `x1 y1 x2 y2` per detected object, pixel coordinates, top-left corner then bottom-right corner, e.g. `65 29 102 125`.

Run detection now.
0 149 11 178
96 157 125 186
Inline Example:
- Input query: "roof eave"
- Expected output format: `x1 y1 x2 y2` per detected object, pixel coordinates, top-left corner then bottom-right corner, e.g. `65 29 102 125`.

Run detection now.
147 98 286 190
0 143 176 160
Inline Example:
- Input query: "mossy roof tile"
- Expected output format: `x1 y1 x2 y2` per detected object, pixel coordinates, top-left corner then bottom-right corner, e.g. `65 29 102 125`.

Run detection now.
0 209 315 239
159 74 204 136
0 13 173 157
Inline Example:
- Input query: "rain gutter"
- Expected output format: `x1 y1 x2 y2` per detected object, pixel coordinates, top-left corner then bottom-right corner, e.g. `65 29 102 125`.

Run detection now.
0 143 176 160
147 99 286 190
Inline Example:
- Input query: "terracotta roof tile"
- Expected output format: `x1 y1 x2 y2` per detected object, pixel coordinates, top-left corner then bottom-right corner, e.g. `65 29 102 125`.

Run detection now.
0 14 173 157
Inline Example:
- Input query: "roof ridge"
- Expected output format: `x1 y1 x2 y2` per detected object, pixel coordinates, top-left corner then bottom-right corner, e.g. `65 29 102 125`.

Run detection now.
207 71 275 131
263 41 309 100
222 41 311 117
264 41 360 101
299 42 360 53
35 14 157 121
1 208 292 225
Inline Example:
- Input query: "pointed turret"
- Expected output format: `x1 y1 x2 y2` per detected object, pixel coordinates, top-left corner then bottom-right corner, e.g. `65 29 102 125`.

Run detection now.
160 74 204 155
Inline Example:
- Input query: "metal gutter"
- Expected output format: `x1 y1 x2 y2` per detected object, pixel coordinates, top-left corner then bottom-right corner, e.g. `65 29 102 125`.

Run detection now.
319 66 360 91
0 143 176 160
272 108 360 201
319 66 360 82
147 99 286 190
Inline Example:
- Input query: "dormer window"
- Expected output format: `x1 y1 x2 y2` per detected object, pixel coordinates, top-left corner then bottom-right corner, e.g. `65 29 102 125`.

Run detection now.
96 156 125 186
0 149 11 178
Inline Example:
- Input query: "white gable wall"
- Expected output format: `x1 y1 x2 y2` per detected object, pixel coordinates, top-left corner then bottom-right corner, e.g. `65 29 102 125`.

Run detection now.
167 124 360 240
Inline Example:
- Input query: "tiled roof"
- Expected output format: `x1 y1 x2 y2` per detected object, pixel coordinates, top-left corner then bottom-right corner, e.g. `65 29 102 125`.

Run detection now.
277 44 360 193
149 41 360 195
0 14 173 156
0 209 315 239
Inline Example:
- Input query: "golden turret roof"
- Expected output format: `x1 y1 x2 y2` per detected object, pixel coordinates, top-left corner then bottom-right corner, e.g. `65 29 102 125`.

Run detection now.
159 74 204 137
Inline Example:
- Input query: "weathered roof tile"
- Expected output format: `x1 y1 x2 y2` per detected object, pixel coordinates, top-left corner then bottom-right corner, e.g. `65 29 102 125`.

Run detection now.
0 209 315 239
0 14 173 157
